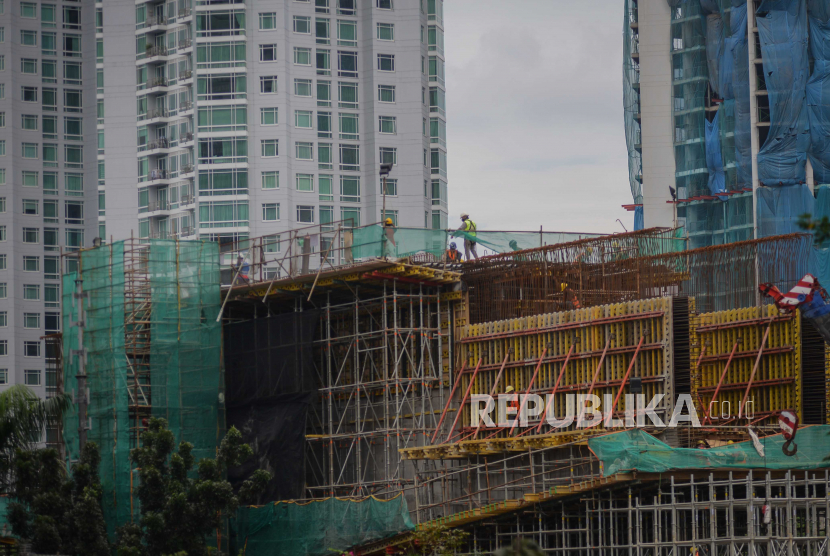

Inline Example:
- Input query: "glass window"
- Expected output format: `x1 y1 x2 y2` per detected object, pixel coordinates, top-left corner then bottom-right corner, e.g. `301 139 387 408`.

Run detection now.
379 115 396 134
24 313 40 329
295 110 313 128
64 89 83 112
23 256 40 272
340 176 359 202
25 370 41 385
63 33 81 57
317 80 331 106
22 143 38 158
377 23 393 41
341 207 359 227
65 173 83 196
296 142 313 160
339 144 359 171
21 58 37 74
198 169 248 196
318 143 332 168
22 171 38 187
42 31 56 55
337 20 356 46
294 15 311 33
295 78 312 97
338 51 357 77
338 82 358 109
261 139 278 158
377 0 392 8
378 84 395 103
196 11 246 37
294 47 311 65
259 44 277 62
21 1 36 18
198 201 249 228
22 114 38 130
64 145 83 168
316 49 330 75
43 172 57 195
197 106 247 133
259 12 276 30
260 107 278 125
319 175 333 201
261 171 278 190
380 146 397 165
316 18 330 44
22 228 39 244
43 87 57 110
377 53 394 71
64 116 82 140
41 3 55 25
260 76 277 93
318 112 332 138
296 205 314 223
262 203 279 221
263 234 280 253
296 174 314 192
22 86 38 103
384 178 398 196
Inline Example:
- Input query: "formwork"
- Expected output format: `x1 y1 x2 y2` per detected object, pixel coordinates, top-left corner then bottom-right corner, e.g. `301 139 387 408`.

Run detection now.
691 305 825 427
401 297 692 459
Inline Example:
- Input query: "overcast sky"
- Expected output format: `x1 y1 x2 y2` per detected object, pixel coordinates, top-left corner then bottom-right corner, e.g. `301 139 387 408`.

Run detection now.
444 0 632 234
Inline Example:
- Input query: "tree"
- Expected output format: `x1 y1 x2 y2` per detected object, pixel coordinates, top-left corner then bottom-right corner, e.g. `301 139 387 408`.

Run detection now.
493 538 545 556
797 213 830 245
405 524 469 556
0 384 71 490
115 417 271 556
7 442 110 556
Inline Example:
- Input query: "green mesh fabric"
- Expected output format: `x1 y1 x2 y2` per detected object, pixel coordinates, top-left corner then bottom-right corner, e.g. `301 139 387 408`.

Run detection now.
231 496 414 556
62 240 223 540
589 426 830 477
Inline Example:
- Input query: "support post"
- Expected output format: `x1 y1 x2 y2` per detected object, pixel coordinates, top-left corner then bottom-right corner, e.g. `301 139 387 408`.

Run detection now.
577 334 613 426
703 340 740 424
509 345 549 436
472 349 512 439
739 319 774 418
430 360 470 444
534 342 576 433
606 334 646 425
445 358 484 443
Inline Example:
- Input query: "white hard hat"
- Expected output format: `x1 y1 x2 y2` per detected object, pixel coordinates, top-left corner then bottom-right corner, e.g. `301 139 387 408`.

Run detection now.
460 212 469 219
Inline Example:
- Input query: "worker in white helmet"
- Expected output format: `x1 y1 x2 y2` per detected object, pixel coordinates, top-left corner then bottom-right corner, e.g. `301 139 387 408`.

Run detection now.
454 212 479 260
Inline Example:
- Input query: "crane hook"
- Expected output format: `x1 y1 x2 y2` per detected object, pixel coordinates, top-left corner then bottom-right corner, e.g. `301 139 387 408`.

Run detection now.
782 438 798 457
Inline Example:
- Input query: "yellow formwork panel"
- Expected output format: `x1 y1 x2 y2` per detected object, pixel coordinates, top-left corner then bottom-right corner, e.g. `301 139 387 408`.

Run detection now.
456 297 677 436
692 305 801 425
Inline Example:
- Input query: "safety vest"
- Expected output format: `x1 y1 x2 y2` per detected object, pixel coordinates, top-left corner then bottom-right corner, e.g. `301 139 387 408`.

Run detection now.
447 249 459 261
463 219 477 239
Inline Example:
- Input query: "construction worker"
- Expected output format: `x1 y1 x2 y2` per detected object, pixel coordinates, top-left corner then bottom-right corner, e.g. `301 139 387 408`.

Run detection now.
455 212 479 260
445 242 462 263
504 385 519 425
383 217 397 259
561 282 580 310
234 254 250 285
509 239 521 252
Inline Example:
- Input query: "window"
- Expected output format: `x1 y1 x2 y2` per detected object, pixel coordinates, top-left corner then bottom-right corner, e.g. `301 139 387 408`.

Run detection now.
296 205 314 223
197 106 247 133
431 148 447 176
0 225 4 241
294 15 311 34
197 74 247 101
338 82 358 109
429 86 446 116
263 234 280 253
377 54 394 71
341 207 359 227
0 312 5 327
21 29 37 46
65 173 83 196
316 18 330 43
318 112 332 138
262 203 279 221
64 89 82 111
260 76 277 93
0 169 4 185
296 142 313 160
196 42 247 69
296 174 314 192
198 138 248 164
198 200 249 228
319 205 334 231
45 312 59 333
65 145 83 168
317 0 330 12
21 58 37 74
340 176 360 202
42 31 56 55
0 341 5 356
383 178 398 197
44 284 59 307
261 107 278 125
338 51 357 77
379 147 397 166
21 1 36 18
25 369 41 385
262 171 279 190
430 117 447 146
63 33 81 57
378 84 395 103
295 78 312 97
261 139 278 158
259 12 276 30
337 0 355 15
198 168 248 196
0 370 6 385
339 144 359 171
65 201 83 224
318 143 332 169
22 114 38 130
23 228 39 244
429 55 445 85
337 20 356 46
22 143 38 159
377 22 393 40
295 110 313 128
63 6 80 29
41 3 55 26
0 283 5 298
23 256 40 272
316 49 330 75
196 11 246 37
24 313 40 329
377 0 392 8
44 256 59 279
22 86 38 102
294 47 311 65
259 44 277 62
64 117 82 140
0 198 4 212
65 228 84 249
43 173 57 195
379 116 396 134
317 80 331 106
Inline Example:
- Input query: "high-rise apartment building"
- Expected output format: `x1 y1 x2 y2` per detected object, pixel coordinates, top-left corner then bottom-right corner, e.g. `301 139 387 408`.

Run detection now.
624 0 830 249
0 0 99 394
0 0 447 391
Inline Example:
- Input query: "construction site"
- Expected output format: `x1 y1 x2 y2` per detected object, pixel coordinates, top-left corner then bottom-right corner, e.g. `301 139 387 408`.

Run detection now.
41 220 830 556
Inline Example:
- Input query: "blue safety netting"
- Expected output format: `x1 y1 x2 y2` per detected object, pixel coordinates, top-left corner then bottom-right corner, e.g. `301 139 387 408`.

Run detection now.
706 110 728 194
807 9 830 184
623 0 643 215
729 1 753 187
634 206 644 230
756 0 811 186
757 183 815 235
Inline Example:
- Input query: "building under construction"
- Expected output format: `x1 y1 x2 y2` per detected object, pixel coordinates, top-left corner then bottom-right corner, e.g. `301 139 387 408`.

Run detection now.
51 223 830 555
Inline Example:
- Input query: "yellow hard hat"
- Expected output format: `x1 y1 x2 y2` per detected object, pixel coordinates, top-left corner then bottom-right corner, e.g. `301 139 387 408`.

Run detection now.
384 218 393 225
505 385 514 393
560 283 568 292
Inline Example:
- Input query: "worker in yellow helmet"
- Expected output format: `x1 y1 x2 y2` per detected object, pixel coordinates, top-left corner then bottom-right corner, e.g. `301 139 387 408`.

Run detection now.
455 212 478 261
383 217 397 259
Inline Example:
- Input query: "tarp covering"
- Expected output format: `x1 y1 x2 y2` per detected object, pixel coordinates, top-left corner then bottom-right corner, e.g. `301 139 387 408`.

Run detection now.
231 496 414 556
806 11 830 183
729 1 753 188
634 206 644 231
588 426 830 477
756 183 816 235
756 0 810 186
706 110 728 194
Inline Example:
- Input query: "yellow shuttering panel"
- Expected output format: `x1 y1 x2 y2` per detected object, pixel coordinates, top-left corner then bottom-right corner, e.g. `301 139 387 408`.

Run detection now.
455 297 678 438
692 305 801 425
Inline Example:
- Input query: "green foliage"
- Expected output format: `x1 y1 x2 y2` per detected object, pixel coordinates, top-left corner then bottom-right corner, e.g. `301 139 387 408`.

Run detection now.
798 213 830 245
405 524 469 556
7 442 110 555
0 384 71 490
493 538 545 556
115 417 271 556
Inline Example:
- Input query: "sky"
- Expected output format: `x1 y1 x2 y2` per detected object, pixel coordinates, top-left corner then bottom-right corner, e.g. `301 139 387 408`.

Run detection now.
443 0 633 234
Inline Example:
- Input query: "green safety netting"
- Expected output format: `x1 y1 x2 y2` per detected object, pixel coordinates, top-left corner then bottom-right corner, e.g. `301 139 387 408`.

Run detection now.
230 496 414 556
62 239 223 539
350 226 605 260
588 426 830 477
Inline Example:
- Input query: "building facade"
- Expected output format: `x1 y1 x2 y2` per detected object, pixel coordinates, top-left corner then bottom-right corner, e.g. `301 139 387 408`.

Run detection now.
624 0 830 249
0 0 447 390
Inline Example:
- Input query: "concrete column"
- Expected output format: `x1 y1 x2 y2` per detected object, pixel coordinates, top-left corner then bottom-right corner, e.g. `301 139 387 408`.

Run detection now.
747 0 761 239
638 0 676 229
